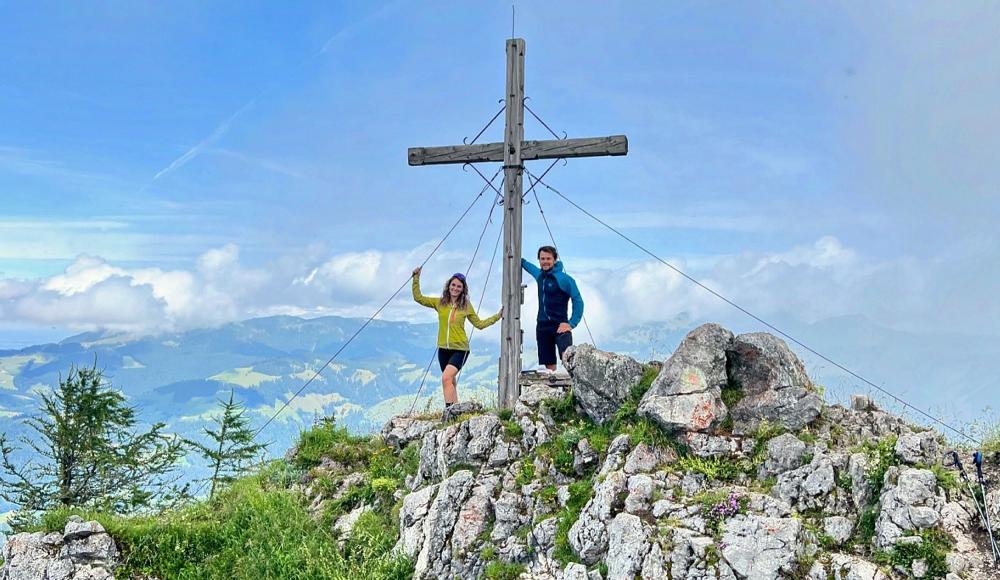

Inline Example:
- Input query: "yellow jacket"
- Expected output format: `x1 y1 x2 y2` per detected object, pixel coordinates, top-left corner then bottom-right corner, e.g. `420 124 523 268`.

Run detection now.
412 274 501 350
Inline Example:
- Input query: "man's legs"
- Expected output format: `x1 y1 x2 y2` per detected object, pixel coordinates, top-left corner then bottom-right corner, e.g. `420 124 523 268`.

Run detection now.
555 330 573 367
536 322 559 371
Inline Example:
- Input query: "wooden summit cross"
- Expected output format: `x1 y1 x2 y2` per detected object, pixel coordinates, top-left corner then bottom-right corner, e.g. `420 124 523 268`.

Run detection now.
408 38 627 409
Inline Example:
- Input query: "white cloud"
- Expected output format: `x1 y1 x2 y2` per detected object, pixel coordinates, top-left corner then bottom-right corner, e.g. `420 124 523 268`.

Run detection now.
0 234 994 340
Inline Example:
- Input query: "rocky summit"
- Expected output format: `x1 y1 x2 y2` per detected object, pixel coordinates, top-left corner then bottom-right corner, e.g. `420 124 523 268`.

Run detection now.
4 322 999 579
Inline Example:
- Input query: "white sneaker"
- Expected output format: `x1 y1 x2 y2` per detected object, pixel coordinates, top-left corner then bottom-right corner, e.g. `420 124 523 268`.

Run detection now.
534 366 554 375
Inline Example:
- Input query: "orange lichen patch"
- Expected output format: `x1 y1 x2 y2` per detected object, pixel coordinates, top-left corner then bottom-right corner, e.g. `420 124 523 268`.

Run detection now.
689 395 718 431
681 367 708 393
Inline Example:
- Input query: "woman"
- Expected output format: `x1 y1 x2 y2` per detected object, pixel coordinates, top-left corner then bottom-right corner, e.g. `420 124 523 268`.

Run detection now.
412 266 502 413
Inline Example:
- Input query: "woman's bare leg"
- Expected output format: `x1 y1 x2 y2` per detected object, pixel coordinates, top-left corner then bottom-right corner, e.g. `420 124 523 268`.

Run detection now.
442 364 460 404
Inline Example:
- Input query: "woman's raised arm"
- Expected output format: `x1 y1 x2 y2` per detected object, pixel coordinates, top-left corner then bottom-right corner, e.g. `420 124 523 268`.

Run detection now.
411 268 438 308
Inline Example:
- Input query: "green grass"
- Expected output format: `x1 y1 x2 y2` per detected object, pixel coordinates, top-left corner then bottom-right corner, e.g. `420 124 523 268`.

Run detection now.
929 463 959 494
515 460 536 486
27 468 412 579
855 507 879 547
873 529 952 579
502 418 524 440
675 455 753 482
553 480 594 566
294 418 371 469
483 561 526 579
17 417 424 579
859 435 900 497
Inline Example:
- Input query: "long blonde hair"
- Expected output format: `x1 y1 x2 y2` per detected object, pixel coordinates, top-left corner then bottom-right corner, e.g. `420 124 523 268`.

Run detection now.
439 274 470 310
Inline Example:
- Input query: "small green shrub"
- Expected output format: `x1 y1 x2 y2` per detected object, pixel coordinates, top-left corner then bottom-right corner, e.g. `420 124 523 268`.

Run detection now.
553 480 594 566
543 392 577 423
721 384 743 409
497 408 513 421
484 561 527 580
860 435 900 497
873 528 952 579
503 419 524 440
294 418 370 469
515 460 536 486
676 456 750 482
855 507 879 546
929 464 959 493
538 485 558 505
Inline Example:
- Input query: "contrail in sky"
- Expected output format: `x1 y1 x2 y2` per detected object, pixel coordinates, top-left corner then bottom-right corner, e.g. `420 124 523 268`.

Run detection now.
145 100 256 188
142 0 404 192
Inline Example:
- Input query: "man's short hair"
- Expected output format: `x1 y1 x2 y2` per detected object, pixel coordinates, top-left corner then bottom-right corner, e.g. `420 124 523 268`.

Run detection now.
537 245 558 259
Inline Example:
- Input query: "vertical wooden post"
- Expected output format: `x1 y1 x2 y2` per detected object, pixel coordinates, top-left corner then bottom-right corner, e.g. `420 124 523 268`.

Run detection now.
499 38 525 410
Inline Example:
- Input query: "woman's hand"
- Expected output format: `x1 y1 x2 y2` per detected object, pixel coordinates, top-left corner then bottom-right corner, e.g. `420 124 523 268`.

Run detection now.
412 266 422 276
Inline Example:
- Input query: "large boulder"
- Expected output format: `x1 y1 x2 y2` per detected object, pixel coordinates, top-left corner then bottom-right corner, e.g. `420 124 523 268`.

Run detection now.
721 514 802 579
412 470 477 579
638 323 733 432
568 470 627 564
564 344 645 424
758 433 807 479
875 467 944 548
381 416 438 450
413 414 504 486
1 517 118 580
727 332 822 435
605 513 651 579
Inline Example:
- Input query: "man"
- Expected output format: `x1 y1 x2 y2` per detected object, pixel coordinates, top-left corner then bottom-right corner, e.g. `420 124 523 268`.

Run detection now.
522 245 584 372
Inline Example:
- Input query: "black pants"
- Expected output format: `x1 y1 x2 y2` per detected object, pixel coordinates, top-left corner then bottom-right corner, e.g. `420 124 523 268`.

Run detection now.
438 348 470 371
536 321 573 366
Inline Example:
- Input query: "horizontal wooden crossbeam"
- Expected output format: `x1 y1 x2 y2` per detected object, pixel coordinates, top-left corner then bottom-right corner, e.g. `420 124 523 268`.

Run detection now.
408 135 628 166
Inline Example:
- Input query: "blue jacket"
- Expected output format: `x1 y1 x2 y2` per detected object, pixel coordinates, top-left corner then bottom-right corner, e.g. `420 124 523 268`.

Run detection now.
521 259 584 328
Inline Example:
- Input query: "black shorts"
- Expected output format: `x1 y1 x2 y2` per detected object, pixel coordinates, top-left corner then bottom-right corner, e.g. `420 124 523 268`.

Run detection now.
438 348 470 372
536 321 573 366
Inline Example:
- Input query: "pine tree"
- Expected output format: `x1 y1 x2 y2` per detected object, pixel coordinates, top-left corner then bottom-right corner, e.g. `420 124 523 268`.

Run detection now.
0 361 187 520
188 389 268 500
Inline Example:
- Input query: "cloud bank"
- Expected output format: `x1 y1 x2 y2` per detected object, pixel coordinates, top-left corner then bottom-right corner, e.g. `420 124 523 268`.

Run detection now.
1 235 993 341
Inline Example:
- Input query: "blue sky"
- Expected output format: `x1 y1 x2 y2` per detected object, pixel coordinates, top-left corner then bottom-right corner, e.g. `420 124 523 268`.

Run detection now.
1 1 998 348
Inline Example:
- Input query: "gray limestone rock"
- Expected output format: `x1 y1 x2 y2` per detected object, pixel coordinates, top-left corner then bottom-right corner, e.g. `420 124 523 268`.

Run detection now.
568 470 627 564
332 504 371 542
684 432 749 459
598 434 631 477
638 323 733 433
380 415 438 450
823 516 854 546
605 513 650 579
1 521 119 580
451 474 499 555
442 400 483 422
875 467 944 548
573 438 599 475
727 332 822 435
758 433 807 479
720 514 801 579
564 344 645 424
775 453 836 511
413 469 476 579
894 431 940 466
624 474 655 516
624 441 673 474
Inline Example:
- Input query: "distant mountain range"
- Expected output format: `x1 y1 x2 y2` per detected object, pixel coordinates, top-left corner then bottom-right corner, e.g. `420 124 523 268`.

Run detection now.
2 313 997 520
